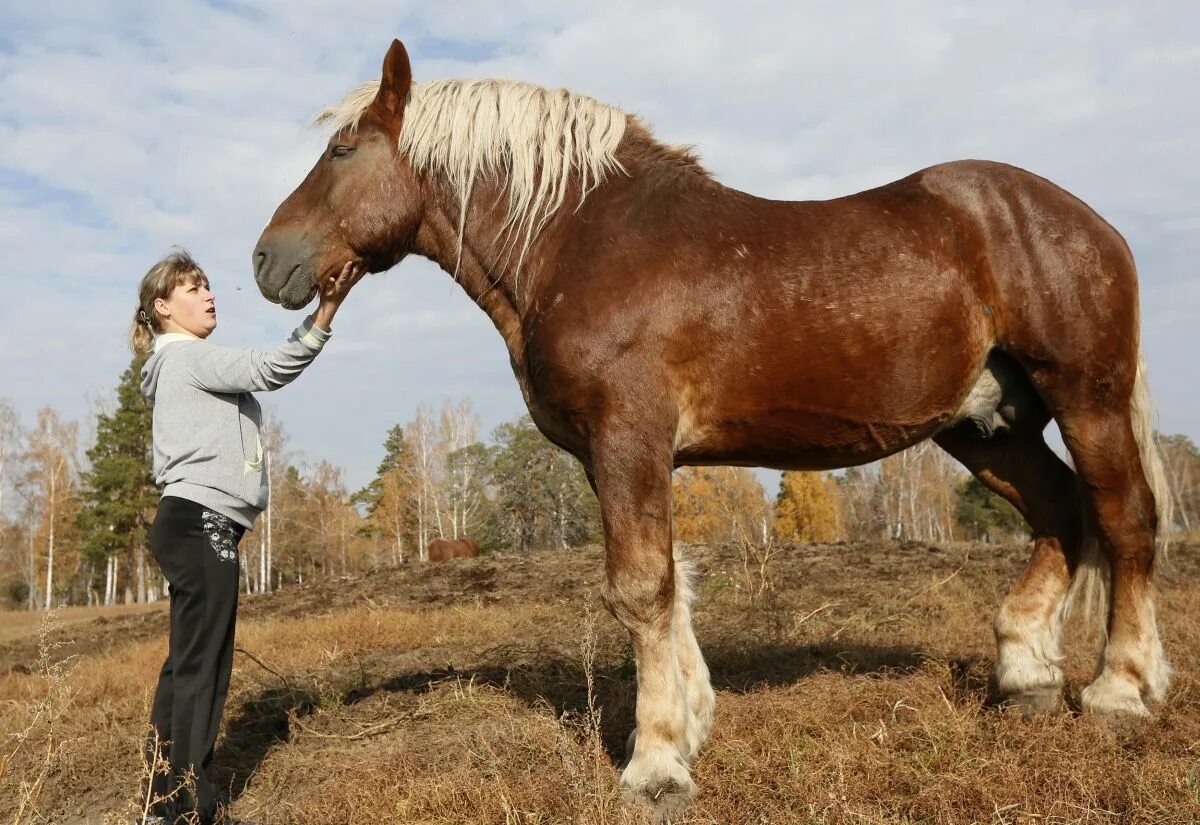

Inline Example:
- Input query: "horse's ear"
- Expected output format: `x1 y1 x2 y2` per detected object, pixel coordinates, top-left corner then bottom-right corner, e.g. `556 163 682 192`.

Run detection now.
369 39 412 142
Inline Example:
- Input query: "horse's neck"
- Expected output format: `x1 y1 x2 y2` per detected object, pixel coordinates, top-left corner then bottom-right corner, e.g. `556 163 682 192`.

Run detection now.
411 144 715 366
413 177 536 367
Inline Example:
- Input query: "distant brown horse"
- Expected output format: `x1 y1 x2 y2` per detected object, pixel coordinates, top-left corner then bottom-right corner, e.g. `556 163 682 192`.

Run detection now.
425 538 480 561
254 40 1173 814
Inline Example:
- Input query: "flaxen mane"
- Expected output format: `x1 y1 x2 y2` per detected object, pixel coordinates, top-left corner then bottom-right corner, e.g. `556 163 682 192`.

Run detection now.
314 78 709 269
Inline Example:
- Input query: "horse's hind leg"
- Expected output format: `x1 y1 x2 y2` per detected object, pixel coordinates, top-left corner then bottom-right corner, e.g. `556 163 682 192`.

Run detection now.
1056 405 1168 716
935 425 1083 711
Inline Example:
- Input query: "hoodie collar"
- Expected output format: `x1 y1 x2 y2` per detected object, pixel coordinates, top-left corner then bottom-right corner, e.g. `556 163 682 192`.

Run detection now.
153 331 200 353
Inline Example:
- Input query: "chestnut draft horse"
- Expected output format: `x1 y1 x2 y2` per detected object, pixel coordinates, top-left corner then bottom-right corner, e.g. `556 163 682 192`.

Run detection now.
254 40 1173 813
425 537 481 561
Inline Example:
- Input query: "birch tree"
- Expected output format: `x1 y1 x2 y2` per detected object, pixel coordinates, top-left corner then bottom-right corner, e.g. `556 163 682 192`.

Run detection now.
1160 434 1198 536
20 408 79 609
406 407 441 559
672 467 769 545
440 399 481 539
253 410 290 593
876 441 964 541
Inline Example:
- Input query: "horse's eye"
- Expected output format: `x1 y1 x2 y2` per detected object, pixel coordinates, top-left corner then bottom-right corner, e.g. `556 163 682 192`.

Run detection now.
329 144 355 160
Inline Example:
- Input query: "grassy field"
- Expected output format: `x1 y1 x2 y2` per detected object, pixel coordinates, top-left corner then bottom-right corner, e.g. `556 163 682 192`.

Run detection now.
2 539 1199 824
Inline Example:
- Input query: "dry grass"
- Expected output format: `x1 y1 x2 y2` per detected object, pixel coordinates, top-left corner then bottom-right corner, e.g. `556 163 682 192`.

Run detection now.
2 540 1199 823
0 602 164 645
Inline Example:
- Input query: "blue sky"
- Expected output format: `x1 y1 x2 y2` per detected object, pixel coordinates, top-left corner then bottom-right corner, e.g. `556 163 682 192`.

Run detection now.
1 1 1197 500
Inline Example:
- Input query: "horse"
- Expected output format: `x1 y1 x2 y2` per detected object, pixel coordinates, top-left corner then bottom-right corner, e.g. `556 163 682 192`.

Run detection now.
253 39 1173 815
425 537 481 561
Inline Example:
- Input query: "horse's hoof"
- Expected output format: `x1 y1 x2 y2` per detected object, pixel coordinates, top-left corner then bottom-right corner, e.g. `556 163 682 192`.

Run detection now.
1005 686 1062 715
620 750 697 821
620 777 696 822
1081 675 1152 723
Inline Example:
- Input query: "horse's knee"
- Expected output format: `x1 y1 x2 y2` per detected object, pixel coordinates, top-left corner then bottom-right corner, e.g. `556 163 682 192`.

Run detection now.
601 562 674 633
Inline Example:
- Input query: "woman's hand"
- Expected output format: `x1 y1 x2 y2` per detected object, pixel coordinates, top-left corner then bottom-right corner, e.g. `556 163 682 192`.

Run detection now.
312 261 367 331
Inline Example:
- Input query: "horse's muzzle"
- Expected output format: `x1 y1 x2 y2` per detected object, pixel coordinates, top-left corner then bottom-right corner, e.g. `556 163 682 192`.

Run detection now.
252 233 319 309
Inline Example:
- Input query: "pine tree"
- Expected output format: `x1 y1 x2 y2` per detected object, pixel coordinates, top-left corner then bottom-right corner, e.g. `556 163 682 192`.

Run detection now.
353 424 416 564
352 424 410 515
484 416 599 552
954 477 1027 542
77 356 157 604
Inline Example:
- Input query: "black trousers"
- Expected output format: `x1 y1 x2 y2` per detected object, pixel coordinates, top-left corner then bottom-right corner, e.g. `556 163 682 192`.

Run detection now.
145 496 245 823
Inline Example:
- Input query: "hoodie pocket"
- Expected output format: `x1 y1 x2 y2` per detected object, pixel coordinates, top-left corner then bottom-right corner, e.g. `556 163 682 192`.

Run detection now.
238 394 267 506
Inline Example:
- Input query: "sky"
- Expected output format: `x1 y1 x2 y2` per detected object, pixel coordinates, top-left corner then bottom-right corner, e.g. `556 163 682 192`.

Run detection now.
1 1 1197 500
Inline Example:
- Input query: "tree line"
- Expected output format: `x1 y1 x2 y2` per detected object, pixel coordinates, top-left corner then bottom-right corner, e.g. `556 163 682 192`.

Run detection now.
2 357 1198 610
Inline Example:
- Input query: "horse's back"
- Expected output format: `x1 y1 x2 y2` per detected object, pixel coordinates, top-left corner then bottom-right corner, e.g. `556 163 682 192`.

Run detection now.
528 157 1133 469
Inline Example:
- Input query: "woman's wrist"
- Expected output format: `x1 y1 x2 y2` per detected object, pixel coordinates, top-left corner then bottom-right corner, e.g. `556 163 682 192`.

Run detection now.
312 300 338 332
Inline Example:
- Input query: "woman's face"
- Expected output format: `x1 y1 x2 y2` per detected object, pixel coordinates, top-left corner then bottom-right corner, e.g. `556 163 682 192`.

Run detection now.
155 277 216 338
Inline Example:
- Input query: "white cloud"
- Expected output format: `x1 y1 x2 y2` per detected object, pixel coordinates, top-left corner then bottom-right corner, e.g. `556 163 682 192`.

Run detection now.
0 1 1197 496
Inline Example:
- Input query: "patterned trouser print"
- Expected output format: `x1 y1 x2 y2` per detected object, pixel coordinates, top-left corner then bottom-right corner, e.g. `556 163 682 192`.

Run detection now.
201 509 240 563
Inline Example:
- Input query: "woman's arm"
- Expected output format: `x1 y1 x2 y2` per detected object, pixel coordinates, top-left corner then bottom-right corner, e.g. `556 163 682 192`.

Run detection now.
184 261 365 393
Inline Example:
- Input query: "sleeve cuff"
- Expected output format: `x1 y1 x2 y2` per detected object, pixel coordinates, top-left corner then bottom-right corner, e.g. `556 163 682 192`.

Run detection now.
296 316 332 349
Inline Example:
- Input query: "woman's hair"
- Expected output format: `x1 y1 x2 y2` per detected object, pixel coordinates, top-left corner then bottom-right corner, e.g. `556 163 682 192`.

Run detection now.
131 249 209 357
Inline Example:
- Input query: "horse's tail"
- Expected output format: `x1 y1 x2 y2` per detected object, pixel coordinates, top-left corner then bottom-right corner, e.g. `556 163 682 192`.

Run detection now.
1132 352 1175 560
1068 351 1173 621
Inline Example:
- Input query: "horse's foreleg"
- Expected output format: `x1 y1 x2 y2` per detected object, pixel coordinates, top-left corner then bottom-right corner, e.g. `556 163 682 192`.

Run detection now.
591 426 698 814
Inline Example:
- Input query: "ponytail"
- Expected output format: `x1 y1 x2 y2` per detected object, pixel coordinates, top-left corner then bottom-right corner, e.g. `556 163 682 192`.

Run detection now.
130 306 156 357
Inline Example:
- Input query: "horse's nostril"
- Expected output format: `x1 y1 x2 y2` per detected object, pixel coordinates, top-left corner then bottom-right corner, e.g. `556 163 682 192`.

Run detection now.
253 247 270 279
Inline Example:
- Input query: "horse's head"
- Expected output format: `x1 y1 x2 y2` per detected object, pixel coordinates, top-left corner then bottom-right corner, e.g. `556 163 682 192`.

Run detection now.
254 40 420 309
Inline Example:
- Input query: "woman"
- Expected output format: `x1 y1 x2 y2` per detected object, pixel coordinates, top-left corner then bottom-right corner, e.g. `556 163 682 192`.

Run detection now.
132 249 363 824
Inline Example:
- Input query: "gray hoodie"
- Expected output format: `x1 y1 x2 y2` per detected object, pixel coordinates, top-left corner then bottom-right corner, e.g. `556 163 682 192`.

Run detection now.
140 317 331 529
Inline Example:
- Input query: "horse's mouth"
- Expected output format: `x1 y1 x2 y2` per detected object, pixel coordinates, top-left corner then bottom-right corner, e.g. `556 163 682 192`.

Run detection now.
278 263 318 310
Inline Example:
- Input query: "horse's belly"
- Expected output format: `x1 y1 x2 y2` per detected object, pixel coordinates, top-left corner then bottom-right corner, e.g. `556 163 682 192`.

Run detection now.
674 401 951 470
672 337 985 468
668 268 995 468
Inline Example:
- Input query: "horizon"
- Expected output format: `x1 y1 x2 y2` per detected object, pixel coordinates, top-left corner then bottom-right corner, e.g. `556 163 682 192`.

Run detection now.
1 3 1197 501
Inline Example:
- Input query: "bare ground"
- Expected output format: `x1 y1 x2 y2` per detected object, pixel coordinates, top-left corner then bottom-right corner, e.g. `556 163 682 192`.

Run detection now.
2 539 1199 824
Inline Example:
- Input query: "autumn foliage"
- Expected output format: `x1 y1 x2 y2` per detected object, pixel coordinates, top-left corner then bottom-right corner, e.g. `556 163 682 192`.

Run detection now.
672 467 769 544
772 471 844 542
